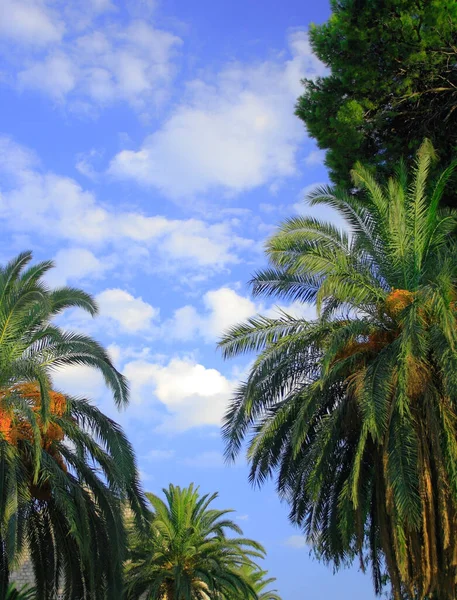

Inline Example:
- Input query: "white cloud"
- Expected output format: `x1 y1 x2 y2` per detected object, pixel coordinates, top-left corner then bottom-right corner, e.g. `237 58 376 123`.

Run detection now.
75 149 102 180
0 158 111 243
166 306 200 340
123 357 234 431
167 286 316 343
138 469 154 483
109 31 325 199
0 136 254 274
96 289 159 333
0 0 64 46
46 247 109 286
284 535 309 550
0 135 37 172
236 514 249 521
18 53 76 101
90 0 116 13
181 451 225 468
107 343 123 367
51 364 106 399
296 182 326 199
259 203 278 214
1 3 182 110
304 149 325 167
202 288 257 337
144 449 175 461
168 287 257 342
265 300 315 321
61 284 315 343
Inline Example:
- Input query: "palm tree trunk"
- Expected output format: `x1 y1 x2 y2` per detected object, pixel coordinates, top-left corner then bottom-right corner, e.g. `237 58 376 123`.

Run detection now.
0 536 10 598
165 581 175 600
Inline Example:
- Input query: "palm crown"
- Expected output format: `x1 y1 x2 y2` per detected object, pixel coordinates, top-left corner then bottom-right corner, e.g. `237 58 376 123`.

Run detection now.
0 251 128 415
219 141 457 600
125 483 265 600
0 252 146 598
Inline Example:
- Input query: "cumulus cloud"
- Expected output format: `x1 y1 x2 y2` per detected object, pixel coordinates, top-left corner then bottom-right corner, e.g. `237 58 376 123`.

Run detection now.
1 2 181 109
144 449 175 461
167 286 316 343
96 289 159 333
109 31 325 199
123 357 234 431
52 364 107 399
0 136 253 274
18 53 76 101
168 287 257 342
0 135 38 173
181 451 225 468
45 247 109 287
59 284 315 343
0 0 64 46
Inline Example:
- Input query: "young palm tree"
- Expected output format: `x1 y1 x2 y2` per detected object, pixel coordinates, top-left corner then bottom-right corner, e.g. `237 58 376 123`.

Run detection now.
5 583 36 600
125 484 265 600
226 566 282 600
0 252 146 598
219 141 457 600
246 569 281 600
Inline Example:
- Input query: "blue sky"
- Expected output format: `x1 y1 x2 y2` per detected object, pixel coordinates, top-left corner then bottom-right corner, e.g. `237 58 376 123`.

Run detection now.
0 1 376 598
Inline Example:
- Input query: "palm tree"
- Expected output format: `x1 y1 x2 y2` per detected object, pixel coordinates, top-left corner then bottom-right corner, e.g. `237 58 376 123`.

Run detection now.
5 584 36 600
125 484 265 600
246 569 281 600
219 140 457 600
0 251 147 598
226 566 282 600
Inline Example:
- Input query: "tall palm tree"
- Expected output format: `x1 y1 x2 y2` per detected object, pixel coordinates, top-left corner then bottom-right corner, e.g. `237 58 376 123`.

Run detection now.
0 252 146 599
219 141 457 600
125 484 265 600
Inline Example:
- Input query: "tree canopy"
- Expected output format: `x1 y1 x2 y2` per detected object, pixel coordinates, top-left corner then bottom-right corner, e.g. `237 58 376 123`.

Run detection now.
296 0 457 205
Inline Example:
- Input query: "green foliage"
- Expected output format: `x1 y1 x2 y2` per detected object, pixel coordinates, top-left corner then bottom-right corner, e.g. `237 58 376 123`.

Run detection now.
226 566 282 600
125 483 266 600
219 141 457 599
296 0 457 205
5 583 36 599
0 252 147 599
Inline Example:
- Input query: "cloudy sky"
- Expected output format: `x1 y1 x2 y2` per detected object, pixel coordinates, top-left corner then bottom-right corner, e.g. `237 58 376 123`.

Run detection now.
0 1 374 598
